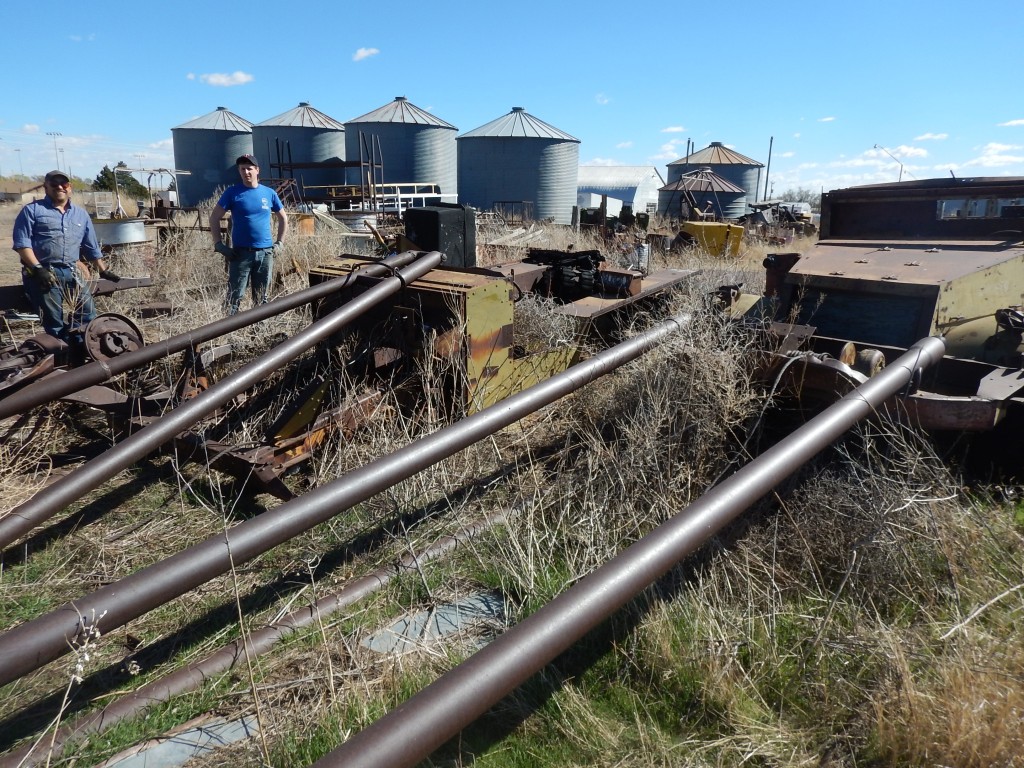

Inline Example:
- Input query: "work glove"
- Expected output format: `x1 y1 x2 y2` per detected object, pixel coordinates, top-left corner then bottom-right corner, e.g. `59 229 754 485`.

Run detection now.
272 240 283 256
99 269 121 283
30 264 58 290
214 241 234 259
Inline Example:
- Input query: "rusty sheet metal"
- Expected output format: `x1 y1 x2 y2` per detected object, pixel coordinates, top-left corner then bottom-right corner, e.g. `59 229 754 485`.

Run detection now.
793 242 1024 286
976 367 1024 400
552 268 697 319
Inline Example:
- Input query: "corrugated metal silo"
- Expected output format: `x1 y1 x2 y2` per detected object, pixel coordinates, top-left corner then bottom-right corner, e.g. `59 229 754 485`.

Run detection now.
252 103 346 193
457 107 580 225
171 106 253 207
665 142 764 218
343 96 457 198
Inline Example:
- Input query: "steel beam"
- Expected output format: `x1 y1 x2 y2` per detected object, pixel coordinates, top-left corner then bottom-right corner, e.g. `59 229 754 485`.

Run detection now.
312 336 947 768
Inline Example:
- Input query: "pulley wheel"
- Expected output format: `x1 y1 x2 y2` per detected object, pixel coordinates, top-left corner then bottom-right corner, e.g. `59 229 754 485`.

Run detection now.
853 348 886 378
83 313 145 362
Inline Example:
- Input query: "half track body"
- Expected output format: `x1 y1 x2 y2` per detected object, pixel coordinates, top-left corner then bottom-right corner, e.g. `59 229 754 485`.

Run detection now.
734 176 1024 430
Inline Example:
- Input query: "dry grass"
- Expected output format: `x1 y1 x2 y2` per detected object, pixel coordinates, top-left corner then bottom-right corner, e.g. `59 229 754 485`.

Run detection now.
3 213 1023 768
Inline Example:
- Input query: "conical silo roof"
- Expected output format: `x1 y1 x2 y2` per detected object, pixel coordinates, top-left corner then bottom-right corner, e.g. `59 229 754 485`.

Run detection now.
460 107 579 141
668 141 762 167
255 102 345 129
173 106 252 131
347 96 456 128
659 167 744 194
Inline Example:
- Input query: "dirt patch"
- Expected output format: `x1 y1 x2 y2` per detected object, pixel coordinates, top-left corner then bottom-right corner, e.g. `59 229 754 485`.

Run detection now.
1 203 22 286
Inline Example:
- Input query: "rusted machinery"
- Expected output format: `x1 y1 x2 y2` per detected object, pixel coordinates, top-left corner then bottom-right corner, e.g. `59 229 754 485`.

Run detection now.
721 176 1024 432
0 277 154 398
171 248 696 499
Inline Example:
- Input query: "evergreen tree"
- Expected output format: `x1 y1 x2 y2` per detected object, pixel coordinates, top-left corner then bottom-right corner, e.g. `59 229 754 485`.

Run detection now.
92 162 148 199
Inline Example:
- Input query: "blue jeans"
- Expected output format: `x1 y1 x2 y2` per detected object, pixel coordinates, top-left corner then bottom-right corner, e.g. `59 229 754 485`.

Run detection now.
226 247 274 315
23 263 97 342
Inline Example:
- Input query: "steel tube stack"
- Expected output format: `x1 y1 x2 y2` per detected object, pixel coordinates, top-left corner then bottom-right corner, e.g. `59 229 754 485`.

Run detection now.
0 310 693 687
0 251 441 551
0 251 417 421
312 336 947 768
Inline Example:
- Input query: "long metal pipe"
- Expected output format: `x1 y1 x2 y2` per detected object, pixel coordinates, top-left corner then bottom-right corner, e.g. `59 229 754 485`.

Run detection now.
312 336 947 768
0 252 442 551
0 251 417 421
0 310 691 688
1 511 508 768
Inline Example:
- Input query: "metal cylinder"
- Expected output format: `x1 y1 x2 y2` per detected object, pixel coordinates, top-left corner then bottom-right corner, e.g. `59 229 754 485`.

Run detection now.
0 252 441 552
311 337 947 768
0 311 691 688
0 512 508 768
0 252 418 422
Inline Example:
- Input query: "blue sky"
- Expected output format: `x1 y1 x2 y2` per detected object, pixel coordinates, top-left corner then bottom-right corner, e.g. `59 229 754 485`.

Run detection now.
2 0 1022 196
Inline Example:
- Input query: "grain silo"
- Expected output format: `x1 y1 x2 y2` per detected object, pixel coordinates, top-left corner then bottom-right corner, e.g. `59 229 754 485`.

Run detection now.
343 96 457 201
171 107 252 206
665 142 763 219
657 167 746 221
457 107 580 225
252 102 346 194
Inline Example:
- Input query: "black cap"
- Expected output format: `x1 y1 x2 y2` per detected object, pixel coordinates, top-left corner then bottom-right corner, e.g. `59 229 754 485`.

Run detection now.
235 154 259 167
44 169 70 183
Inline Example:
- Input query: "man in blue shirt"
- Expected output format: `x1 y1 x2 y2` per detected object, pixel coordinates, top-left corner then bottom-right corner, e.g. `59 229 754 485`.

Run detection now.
12 169 120 342
209 154 288 314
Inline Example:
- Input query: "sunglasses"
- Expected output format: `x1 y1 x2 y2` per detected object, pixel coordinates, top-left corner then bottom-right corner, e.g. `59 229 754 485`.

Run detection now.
47 180 70 188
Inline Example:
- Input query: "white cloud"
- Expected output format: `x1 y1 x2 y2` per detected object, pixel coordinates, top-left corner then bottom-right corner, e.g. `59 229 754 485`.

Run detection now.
199 71 254 87
595 93 610 105
148 138 173 151
818 116 836 123
965 142 1024 168
793 132 801 139
998 119 1024 127
583 157 620 167
914 132 948 141
868 145 928 160
616 141 633 149
353 47 380 62
780 151 795 158
661 126 685 133
69 33 96 42
186 73 196 80
23 124 40 134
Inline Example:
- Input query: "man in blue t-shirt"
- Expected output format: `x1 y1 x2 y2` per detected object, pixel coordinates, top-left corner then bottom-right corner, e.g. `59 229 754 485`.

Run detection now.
209 154 288 314
12 169 121 342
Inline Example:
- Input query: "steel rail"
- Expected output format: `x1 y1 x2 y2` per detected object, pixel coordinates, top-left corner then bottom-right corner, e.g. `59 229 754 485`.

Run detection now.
0 251 417 421
312 336 947 768
0 309 692 688
1 511 508 768
0 251 442 551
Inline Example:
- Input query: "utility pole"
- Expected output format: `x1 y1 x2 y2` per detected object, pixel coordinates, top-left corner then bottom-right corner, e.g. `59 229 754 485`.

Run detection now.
46 132 62 167
135 154 145 185
874 144 904 182
59 148 65 173
15 148 23 177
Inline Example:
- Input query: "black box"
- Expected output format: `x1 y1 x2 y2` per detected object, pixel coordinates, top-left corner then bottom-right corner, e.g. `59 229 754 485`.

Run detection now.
404 204 476 268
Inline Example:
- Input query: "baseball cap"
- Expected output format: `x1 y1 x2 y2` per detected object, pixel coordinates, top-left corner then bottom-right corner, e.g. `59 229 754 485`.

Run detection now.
235 154 259 166
45 170 70 183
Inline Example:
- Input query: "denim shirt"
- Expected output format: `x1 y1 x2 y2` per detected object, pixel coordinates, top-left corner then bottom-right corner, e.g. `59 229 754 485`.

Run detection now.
12 198 102 267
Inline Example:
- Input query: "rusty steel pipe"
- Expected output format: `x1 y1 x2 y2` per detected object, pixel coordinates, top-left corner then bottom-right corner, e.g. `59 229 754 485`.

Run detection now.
0 251 417 422
0 310 692 688
0 252 442 552
312 336 947 768
1 511 508 768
